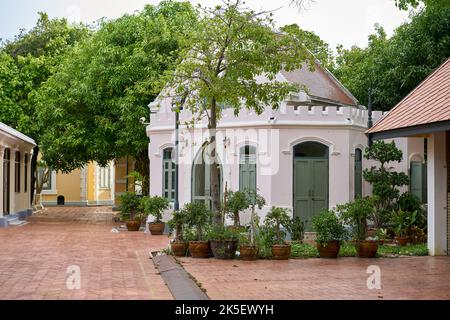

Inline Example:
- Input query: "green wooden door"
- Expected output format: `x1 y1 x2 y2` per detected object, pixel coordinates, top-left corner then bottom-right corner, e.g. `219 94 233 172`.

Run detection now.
294 158 329 230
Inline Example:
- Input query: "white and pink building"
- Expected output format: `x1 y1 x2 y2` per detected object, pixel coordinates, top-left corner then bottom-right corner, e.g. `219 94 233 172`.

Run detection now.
147 63 427 231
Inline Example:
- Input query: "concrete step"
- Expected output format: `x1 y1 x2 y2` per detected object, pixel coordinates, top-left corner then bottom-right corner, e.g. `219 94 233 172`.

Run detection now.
8 219 28 226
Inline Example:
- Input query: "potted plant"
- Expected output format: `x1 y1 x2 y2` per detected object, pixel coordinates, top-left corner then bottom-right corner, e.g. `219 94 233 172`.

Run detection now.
392 209 413 246
287 216 305 243
225 190 250 228
312 209 347 258
374 228 388 245
168 210 188 256
339 196 378 258
183 202 212 258
118 192 142 231
264 207 292 260
239 189 266 261
208 227 240 259
141 196 169 235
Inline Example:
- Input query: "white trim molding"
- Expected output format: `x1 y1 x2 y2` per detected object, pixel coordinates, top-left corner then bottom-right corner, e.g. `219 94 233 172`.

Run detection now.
282 136 337 156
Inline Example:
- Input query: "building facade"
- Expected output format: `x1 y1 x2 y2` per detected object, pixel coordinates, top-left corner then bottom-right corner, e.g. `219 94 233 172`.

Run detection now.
0 122 36 227
147 63 426 229
369 57 450 256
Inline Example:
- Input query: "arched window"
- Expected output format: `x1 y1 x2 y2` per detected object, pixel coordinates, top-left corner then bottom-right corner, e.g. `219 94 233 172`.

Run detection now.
354 148 363 199
239 145 256 192
163 148 175 200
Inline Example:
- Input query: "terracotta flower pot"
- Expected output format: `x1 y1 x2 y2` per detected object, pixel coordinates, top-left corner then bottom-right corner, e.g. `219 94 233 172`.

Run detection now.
355 240 378 258
149 222 165 235
126 220 141 231
271 244 291 260
395 236 409 246
188 241 210 258
171 241 188 257
239 245 258 261
210 240 238 259
316 240 341 258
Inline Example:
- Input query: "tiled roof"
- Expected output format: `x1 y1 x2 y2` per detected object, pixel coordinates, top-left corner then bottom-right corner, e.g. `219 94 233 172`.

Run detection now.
367 57 450 134
281 62 359 106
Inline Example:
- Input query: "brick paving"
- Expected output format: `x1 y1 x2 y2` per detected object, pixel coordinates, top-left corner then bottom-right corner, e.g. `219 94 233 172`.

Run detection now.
178 256 450 300
0 207 173 300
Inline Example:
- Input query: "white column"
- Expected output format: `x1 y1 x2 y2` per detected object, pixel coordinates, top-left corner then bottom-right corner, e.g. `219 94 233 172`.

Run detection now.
110 161 115 203
427 131 447 256
0 146 4 217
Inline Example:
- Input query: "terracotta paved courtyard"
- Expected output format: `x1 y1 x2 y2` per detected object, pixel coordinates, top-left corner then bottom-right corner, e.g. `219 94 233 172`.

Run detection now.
0 207 172 300
178 256 450 300
1 206 449 300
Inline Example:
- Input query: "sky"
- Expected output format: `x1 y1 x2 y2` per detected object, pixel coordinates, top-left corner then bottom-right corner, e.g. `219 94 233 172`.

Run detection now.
0 0 412 50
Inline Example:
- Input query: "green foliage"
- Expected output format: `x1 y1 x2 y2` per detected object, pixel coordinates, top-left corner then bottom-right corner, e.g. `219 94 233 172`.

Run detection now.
140 196 169 222
36 1 198 175
363 141 409 227
338 197 375 241
161 0 311 222
118 192 142 221
206 226 240 241
392 209 421 237
311 209 347 244
225 190 250 227
181 202 213 241
280 24 333 69
168 210 187 241
286 216 305 242
241 189 266 246
264 207 291 244
333 3 450 111
289 242 428 258
0 12 89 139
396 192 427 229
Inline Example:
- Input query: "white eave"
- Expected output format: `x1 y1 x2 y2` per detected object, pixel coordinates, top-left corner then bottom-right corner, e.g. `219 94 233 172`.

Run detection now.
0 122 37 146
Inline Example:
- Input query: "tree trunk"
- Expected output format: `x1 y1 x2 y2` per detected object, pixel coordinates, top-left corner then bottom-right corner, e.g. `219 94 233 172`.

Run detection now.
30 146 39 205
209 98 222 226
134 149 149 196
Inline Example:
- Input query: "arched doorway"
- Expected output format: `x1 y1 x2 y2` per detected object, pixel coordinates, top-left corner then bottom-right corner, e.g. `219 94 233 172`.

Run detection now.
293 141 329 230
192 144 222 209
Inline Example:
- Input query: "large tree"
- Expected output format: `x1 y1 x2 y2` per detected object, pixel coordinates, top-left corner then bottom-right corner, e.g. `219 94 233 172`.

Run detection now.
36 1 198 195
333 2 450 110
161 0 311 225
0 13 90 203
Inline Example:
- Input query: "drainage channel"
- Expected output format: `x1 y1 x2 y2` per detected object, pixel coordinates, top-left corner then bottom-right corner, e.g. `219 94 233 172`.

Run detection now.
151 252 209 300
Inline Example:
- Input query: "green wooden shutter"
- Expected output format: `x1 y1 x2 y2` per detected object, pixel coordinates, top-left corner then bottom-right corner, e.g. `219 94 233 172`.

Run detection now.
354 149 363 199
239 146 256 192
410 161 424 203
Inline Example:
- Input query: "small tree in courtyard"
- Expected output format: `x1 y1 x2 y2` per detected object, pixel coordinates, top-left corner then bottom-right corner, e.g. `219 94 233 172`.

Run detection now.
363 140 409 227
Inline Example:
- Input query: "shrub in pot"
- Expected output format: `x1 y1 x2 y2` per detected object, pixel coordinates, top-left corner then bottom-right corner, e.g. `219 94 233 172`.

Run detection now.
238 189 266 260
225 190 251 228
183 202 213 258
207 227 239 259
118 192 142 231
264 207 292 260
286 216 305 243
338 196 378 258
168 210 188 257
141 196 169 235
392 209 415 246
312 209 347 258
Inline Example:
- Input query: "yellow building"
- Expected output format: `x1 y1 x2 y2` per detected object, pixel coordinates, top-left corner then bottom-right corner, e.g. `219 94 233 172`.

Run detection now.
39 157 136 207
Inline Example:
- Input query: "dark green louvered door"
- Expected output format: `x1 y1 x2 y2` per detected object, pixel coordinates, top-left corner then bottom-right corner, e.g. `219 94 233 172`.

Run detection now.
294 158 329 231
410 161 427 203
